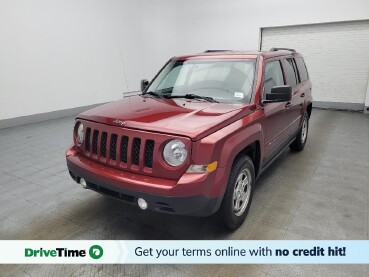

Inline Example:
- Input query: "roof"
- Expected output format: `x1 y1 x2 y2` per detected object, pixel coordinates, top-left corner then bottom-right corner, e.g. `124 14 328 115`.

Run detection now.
174 49 301 61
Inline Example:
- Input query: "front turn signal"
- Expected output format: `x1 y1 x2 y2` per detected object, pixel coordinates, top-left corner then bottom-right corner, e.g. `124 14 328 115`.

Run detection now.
186 161 218 174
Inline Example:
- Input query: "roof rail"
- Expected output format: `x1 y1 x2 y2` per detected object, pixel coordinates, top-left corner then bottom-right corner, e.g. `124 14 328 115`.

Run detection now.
204 50 232 53
269 47 296 52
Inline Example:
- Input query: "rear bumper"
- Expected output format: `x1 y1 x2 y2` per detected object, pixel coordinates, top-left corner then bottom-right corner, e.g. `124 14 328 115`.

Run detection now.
66 147 224 216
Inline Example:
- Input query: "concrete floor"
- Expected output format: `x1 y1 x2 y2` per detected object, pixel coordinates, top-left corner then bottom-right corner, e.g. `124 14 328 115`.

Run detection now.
1 108 369 276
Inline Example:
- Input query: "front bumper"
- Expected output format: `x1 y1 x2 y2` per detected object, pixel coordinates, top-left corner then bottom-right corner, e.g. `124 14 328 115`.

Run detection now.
66 147 225 216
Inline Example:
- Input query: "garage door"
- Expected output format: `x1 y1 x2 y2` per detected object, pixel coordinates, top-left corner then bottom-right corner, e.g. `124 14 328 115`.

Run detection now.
261 20 369 111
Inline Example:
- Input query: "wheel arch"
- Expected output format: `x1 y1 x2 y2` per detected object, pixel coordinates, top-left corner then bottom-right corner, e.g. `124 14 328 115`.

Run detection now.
233 140 261 178
214 123 263 204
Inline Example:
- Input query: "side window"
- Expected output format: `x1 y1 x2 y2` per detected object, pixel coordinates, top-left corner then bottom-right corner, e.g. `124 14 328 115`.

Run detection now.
284 58 298 86
263 61 284 96
292 59 300 83
296 57 309 82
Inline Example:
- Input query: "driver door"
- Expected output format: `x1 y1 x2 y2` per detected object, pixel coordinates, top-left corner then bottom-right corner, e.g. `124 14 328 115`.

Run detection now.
262 59 290 164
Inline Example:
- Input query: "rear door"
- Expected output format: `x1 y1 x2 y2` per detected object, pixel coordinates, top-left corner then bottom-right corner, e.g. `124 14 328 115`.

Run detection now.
295 56 312 120
281 57 304 136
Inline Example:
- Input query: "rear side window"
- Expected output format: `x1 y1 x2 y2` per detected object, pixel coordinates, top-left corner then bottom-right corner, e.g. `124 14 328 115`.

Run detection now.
284 58 299 86
263 61 284 96
295 57 309 82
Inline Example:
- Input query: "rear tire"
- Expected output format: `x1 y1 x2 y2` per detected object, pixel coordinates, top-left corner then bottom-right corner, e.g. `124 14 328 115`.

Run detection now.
290 111 309 152
219 155 255 230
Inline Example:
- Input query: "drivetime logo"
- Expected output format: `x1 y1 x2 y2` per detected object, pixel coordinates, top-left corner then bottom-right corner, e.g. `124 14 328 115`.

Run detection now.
25 245 103 259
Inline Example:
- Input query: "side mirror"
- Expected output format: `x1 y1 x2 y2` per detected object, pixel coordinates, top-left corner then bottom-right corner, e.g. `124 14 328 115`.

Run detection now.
264 85 292 103
141 79 149 92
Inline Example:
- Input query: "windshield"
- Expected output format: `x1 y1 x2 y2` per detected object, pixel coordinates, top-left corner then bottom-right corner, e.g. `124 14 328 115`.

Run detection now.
146 59 256 103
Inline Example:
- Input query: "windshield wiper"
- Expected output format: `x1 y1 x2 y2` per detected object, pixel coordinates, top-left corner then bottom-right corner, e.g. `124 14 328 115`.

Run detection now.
166 94 218 103
143 91 165 99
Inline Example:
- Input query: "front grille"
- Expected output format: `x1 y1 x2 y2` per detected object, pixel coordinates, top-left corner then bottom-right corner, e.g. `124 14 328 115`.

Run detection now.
92 130 99 154
85 128 91 152
84 180 174 213
87 182 135 203
110 134 118 161
82 128 155 169
120 136 129 163
144 140 155 168
132 138 141 165
101 132 107 158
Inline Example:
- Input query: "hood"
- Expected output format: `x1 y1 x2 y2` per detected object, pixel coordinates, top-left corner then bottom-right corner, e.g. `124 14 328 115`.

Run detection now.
78 95 256 140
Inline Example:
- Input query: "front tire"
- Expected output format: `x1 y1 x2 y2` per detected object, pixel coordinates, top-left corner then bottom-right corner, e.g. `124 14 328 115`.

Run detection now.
290 111 309 152
219 155 255 230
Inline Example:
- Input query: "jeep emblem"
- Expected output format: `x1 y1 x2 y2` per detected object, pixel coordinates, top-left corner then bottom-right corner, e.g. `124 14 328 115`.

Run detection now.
113 119 126 126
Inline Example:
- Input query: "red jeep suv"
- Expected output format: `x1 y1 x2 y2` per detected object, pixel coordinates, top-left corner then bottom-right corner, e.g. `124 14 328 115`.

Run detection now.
66 48 312 229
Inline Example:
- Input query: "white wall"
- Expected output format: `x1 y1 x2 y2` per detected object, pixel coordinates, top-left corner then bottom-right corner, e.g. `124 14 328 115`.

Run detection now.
1 0 368 120
171 0 369 54
0 0 177 120
169 0 369 109
365 75 369 113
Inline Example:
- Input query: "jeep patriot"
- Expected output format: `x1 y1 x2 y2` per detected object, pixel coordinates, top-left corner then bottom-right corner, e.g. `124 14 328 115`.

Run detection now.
66 48 312 229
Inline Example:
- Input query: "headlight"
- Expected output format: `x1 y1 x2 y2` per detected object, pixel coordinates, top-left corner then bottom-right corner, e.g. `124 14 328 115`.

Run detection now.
163 139 187 166
76 122 84 144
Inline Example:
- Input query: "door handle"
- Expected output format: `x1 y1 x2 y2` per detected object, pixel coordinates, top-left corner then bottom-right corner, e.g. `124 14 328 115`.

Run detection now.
300 93 305 97
285 102 292 108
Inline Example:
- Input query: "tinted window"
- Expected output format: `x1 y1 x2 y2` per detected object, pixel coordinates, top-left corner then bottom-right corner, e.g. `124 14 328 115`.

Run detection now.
284 58 298 86
263 61 284 96
296 57 309 82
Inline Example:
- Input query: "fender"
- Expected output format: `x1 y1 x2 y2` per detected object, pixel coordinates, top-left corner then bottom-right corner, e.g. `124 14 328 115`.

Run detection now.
191 109 264 198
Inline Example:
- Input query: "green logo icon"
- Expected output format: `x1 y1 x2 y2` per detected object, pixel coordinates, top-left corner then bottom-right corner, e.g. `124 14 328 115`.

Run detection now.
89 245 103 259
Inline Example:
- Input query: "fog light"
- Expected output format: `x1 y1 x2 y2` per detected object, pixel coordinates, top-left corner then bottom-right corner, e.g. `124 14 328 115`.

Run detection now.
137 198 148 210
79 178 87 189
